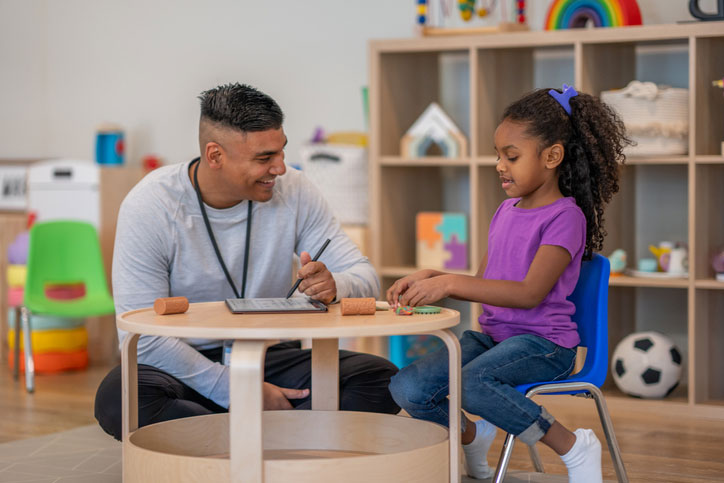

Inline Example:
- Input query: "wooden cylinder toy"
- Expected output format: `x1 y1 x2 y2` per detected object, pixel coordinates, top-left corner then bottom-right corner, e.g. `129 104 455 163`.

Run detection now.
154 296 189 315
340 297 376 316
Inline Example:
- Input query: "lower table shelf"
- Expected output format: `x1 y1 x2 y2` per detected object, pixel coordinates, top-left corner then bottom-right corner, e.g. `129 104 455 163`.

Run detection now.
124 410 451 483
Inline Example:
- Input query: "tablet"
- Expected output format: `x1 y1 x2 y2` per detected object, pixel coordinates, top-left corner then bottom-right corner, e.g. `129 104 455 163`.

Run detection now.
225 297 328 314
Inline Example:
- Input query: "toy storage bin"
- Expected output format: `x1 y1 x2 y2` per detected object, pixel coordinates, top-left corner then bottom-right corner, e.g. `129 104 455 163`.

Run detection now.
298 144 368 225
27 159 100 227
601 81 689 156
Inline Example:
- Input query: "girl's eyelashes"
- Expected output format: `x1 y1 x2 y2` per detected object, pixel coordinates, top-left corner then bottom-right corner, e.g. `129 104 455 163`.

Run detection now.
508 156 518 162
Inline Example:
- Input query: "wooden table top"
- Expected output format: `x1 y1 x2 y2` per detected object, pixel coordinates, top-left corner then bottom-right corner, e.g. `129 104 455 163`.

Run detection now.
118 301 460 340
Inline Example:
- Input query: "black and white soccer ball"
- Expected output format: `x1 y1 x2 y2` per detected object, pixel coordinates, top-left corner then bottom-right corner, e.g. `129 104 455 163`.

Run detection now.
611 331 682 399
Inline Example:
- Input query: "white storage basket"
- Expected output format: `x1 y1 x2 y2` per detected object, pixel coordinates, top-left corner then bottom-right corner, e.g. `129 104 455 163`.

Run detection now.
601 81 689 156
298 144 368 225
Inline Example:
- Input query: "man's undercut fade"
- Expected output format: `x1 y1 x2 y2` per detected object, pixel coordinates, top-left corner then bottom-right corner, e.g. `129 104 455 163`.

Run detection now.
199 83 284 133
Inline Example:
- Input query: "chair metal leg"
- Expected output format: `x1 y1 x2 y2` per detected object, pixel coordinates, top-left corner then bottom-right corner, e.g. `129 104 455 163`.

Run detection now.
527 442 545 473
493 432 516 483
587 385 629 483
13 306 21 381
20 306 34 393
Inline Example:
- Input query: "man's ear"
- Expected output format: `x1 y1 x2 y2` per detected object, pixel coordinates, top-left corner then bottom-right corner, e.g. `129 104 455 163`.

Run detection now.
544 143 564 170
204 142 223 169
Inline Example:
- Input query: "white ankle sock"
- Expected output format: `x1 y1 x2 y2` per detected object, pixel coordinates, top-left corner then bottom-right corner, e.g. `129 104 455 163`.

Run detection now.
463 419 497 479
560 428 602 483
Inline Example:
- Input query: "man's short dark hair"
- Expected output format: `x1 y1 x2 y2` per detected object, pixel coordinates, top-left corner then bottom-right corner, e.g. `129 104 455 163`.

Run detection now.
198 83 284 132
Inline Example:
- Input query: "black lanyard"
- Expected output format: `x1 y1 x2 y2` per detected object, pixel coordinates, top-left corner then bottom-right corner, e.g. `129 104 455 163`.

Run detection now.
191 158 251 299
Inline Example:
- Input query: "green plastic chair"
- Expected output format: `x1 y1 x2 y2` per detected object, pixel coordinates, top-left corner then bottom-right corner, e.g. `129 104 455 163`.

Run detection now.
14 220 115 392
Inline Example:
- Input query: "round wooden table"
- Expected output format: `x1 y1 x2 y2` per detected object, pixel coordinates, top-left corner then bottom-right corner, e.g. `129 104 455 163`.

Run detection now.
119 301 461 482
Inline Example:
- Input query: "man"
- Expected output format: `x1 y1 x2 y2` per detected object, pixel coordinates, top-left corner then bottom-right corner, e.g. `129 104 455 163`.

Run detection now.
94 83 399 440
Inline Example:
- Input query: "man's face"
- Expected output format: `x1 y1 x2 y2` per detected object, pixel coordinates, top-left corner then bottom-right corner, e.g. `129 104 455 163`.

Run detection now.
217 127 287 203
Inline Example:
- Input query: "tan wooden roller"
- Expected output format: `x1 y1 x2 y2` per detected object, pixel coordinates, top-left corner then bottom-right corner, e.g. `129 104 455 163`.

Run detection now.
154 296 189 315
340 297 376 316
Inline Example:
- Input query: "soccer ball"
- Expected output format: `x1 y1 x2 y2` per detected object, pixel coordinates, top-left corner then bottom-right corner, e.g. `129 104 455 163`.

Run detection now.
611 331 682 399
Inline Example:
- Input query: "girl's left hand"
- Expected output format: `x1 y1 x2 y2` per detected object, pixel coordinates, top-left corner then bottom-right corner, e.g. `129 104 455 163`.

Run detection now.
398 275 451 307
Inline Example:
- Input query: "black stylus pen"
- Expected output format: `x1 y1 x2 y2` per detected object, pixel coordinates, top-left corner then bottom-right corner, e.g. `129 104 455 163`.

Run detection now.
286 238 331 298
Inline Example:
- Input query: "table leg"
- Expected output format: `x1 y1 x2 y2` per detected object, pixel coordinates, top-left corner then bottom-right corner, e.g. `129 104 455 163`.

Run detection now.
431 329 461 483
121 333 140 483
121 333 140 442
229 340 274 483
311 338 339 410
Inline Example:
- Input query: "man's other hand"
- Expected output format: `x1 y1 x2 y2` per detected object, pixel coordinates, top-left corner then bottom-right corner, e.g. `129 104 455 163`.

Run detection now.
263 382 309 410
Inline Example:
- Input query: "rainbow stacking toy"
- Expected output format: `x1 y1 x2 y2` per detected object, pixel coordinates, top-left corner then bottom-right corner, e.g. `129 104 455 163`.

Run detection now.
544 0 642 30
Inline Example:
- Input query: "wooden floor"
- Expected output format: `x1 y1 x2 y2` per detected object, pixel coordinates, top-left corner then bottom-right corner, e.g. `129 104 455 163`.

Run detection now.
1 361 724 482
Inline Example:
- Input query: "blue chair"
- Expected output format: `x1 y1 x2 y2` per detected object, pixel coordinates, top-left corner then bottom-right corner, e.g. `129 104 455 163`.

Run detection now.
492 254 628 483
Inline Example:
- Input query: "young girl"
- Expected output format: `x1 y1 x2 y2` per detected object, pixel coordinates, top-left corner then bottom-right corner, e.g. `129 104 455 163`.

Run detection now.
387 85 629 482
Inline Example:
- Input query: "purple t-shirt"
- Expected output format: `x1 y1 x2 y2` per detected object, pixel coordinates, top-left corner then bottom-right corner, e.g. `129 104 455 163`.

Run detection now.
478 197 586 348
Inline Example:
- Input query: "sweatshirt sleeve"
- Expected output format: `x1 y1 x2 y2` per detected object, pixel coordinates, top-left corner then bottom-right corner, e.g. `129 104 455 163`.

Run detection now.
292 173 380 300
113 187 230 408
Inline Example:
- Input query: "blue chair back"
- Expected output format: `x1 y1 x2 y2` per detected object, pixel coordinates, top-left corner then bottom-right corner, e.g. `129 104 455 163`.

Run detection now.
567 253 610 388
516 253 610 393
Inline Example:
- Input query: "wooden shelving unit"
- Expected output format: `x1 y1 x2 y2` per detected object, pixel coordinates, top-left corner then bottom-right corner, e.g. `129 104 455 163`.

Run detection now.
368 22 724 417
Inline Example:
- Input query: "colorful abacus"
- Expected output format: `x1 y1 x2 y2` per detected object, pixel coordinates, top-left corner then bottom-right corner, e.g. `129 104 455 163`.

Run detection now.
417 0 427 25
516 0 525 24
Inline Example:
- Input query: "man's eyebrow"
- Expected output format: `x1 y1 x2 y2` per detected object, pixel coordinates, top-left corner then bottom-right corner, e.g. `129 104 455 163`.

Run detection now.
255 138 288 157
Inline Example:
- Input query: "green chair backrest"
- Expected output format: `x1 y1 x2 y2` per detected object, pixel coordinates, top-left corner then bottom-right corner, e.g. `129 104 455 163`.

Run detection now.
24 220 113 315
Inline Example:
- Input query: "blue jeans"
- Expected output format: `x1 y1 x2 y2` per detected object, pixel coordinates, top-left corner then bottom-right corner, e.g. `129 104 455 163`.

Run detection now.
389 330 576 445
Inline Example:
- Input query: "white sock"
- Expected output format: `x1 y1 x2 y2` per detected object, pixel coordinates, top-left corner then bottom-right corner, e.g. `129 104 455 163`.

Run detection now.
463 419 497 479
560 428 602 483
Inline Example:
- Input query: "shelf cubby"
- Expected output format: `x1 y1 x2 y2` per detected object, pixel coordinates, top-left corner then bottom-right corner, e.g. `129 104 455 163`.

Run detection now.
603 164 688 275
377 165 470 270
606 286 689 396
693 289 724 406
694 164 724 281
694 36 724 157
378 50 470 157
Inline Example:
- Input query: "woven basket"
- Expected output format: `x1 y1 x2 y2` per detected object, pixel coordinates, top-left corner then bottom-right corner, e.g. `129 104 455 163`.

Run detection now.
601 81 689 156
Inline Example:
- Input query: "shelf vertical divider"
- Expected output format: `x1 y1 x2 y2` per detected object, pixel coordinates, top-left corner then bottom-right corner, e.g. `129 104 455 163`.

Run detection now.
688 35 697 406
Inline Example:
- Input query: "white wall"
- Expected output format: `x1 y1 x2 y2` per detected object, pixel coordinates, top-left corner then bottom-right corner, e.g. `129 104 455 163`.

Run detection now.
0 0 707 166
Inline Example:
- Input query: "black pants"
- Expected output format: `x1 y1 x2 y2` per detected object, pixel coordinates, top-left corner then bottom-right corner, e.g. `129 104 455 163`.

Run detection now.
94 341 400 440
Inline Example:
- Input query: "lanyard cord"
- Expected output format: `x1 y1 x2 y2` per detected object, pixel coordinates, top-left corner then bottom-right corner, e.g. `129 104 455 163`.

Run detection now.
192 158 252 298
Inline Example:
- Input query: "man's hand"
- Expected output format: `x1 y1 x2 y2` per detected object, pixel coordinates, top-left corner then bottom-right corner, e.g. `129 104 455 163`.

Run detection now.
263 382 309 410
296 251 336 304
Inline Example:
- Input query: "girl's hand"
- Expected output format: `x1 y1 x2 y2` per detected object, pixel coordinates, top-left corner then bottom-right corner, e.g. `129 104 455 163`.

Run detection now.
397 275 451 307
386 269 435 306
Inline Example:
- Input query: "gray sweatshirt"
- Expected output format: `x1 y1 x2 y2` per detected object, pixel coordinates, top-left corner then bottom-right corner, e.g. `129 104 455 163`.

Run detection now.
112 160 379 408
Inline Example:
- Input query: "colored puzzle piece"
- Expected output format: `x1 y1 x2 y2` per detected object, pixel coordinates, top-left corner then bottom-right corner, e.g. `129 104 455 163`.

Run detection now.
417 212 442 250
417 240 446 268
443 234 467 270
436 214 467 244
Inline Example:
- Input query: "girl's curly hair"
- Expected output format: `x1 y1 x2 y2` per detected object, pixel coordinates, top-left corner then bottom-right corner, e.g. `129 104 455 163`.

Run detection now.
502 88 632 259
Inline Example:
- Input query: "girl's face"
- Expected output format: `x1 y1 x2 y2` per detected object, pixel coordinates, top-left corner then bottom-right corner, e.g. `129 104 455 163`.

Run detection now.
493 118 563 208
